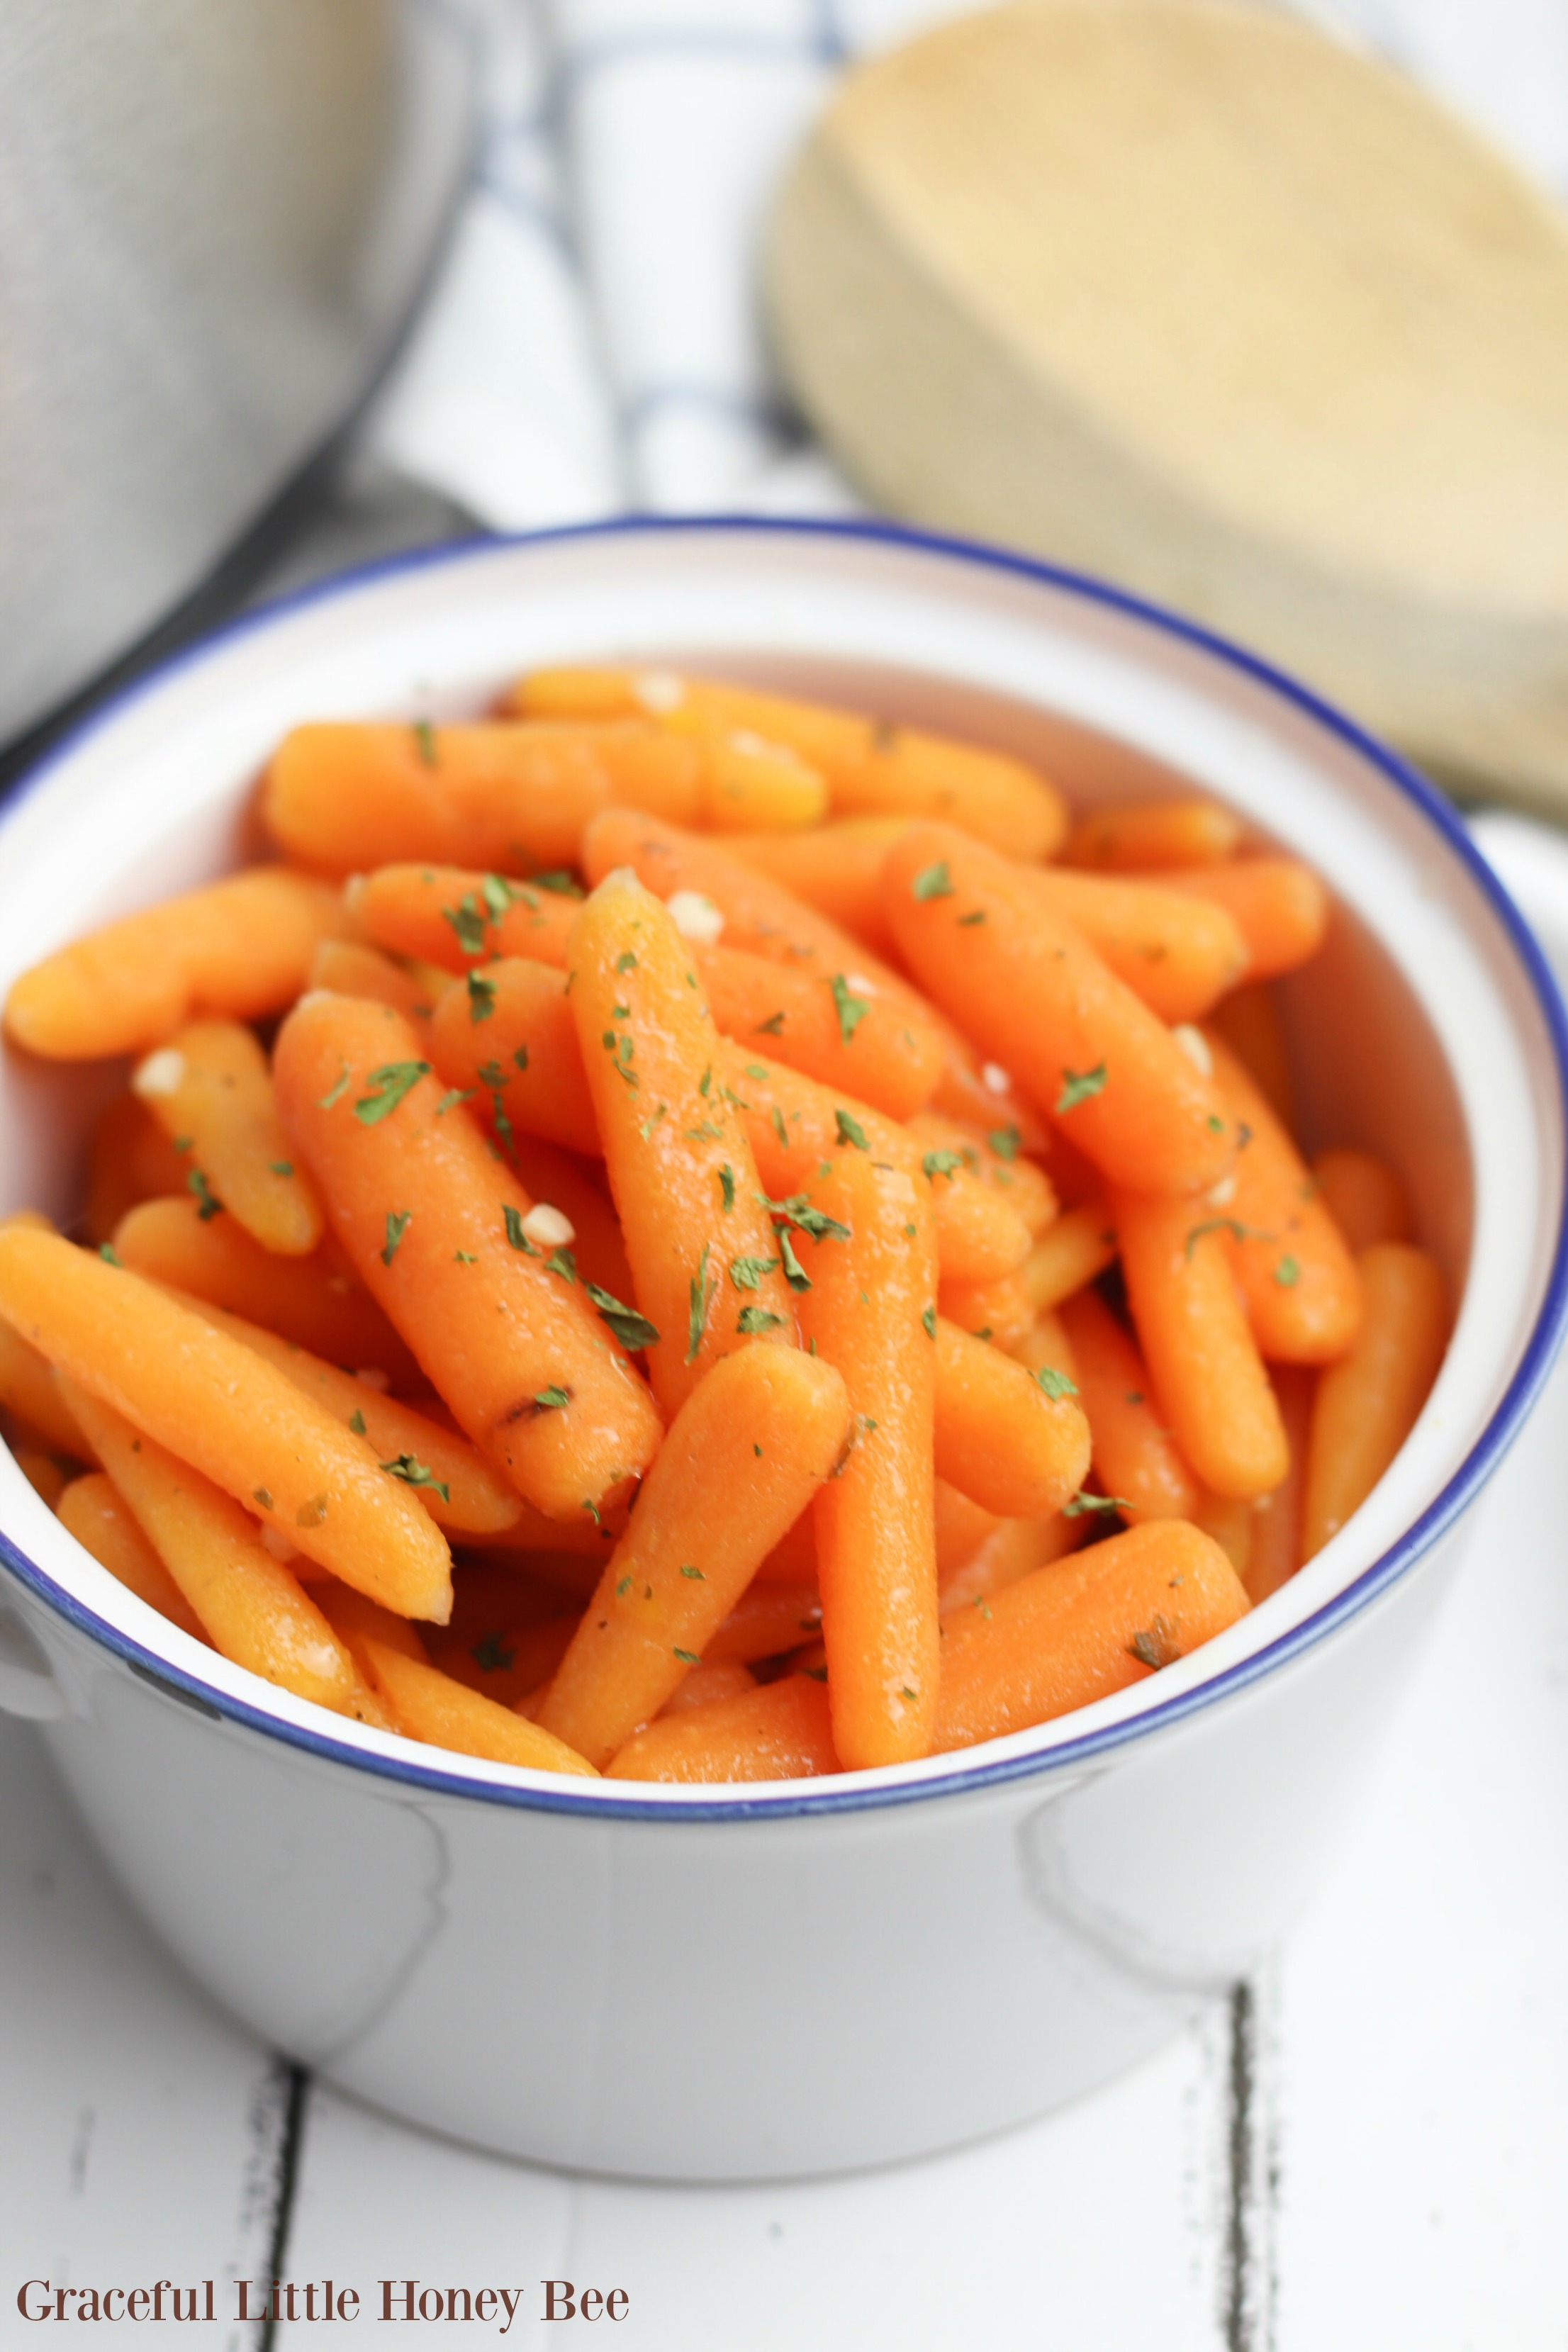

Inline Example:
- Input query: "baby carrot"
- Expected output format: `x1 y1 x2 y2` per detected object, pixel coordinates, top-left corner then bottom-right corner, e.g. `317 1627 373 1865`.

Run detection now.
132 1019 326 1257
1245 1363 1314 1603
0 1231 454 1618
262 720 702 875
906 1110 1058 1238
1301 1245 1447 1559
503 1136 637 1307
718 1043 1030 1287
795 1152 940 1771
315 1579 429 1670
273 993 663 1523
65 1382 388 1720
111 1197 423 1390
651 709 828 830
934 1318 1090 1521
309 939 443 1024
934 1479 1002 1577
1112 1187 1289 1498
933 1521 1250 1752
428 956 600 1157
1021 1201 1119 1315
607 1676 839 1782
1058 1287 1202 1523
936 1262 1036 1351
352 864 578 975
937 1512 1082 1615
513 668 1069 858
4 868 347 1060
1191 1490 1253 1583
568 870 797 1416
722 819 911 959
1023 868 1247 1024
362 1640 598 1775
657 1659 756 1713
536 1345 851 1769
1160 859 1328 978
695 941 941 1121
1209 981 1295 1129
1204 1030 1360 1363
0 1321 94 1460
883 825 1233 1196
84 1094 191 1245
1309 1148 1412 1253
427 1613 579 1711
57 1472 209 1642
702 1581 824 1664
1062 797 1242 870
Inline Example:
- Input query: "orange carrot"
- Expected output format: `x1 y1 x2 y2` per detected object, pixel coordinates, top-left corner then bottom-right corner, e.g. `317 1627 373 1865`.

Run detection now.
936 1262 1036 1352
0 1231 454 1619
1160 859 1328 978
132 1019 325 1257
315 1579 430 1675
1021 868 1246 1024
795 1152 940 1770
512 668 1069 858
702 1581 824 1664
722 819 910 958
1062 797 1241 871
607 1676 839 1781
362 1639 598 1775
1204 1030 1361 1363
0 1321 94 1460
262 720 702 875
1021 1201 1119 1315
501 1136 637 1306
427 956 600 1156
1191 1489 1253 1584
309 938 445 1024
933 1521 1250 1751
569 870 798 1416
352 863 579 975
84 1094 191 1245
4 868 347 1060
695 941 941 1121
111 1197 423 1390
1309 1148 1412 1252
883 825 1233 1195
934 1478 1002 1578
1301 1245 1447 1559
428 1613 579 1710
65 1382 390 1720
1111 1187 1289 1499
1058 1287 1202 1523
56 1470 208 1643
273 992 663 1523
657 1659 756 1713
937 1513 1082 1614
906 1109 1058 1238
1209 981 1294 1129
536 1345 851 1769
1245 1363 1314 1603
933 1318 1090 1520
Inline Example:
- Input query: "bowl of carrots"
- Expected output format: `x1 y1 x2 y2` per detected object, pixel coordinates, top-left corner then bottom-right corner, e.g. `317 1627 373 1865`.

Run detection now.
0 519 1562 2177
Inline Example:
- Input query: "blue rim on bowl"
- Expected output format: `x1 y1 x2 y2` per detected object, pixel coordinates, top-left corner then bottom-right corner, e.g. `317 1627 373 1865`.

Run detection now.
3 515 1567 1820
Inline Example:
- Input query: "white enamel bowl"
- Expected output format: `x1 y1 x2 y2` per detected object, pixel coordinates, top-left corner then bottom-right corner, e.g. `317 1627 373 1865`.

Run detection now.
0 522 1563 2180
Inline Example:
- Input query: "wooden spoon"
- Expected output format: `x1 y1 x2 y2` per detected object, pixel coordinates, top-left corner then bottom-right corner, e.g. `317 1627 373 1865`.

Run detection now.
768 0 1568 813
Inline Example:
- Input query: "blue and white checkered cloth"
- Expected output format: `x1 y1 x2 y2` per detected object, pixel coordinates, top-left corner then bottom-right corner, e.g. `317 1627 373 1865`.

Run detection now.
366 0 1568 531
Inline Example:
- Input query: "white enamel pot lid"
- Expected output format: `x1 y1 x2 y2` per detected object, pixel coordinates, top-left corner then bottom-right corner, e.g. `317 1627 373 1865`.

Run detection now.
1 519 1564 1819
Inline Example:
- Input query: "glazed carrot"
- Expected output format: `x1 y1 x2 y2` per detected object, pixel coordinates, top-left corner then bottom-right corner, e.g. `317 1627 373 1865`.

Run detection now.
262 719 702 875
159 1295 521 1536
1058 1287 1202 1523
795 1153 940 1771
65 1382 390 1720
658 1658 756 1713
309 938 443 1023
503 1136 637 1306
718 1043 1030 1287
536 1345 851 1769
753 1506 819 1586
513 668 1069 858
1160 859 1329 979
1023 868 1247 1024
722 819 910 959
0 1321 94 1460
925 1031 1050 1157
601 1671 823 1778
1021 1201 1119 1315
934 1479 1002 1577
84 1094 190 1244
1309 1148 1412 1252
461 1499 620 1559
883 826 1233 1195
649 709 827 830
111 1197 423 1389
4 868 347 1060
1301 1245 1447 1559
933 1318 1090 1520
0 1231 454 1618
1191 1490 1252 1582
362 1639 598 1775
12 1448 68 1507
1204 1031 1361 1363
569 871 797 1416
936 1262 1035 1350
273 994 663 1523
607 1676 839 1782
429 1613 579 1710
695 941 941 1121
937 1513 1082 1614
933 1521 1250 1752
56 1471 209 1642
352 863 579 975
315 1580 429 1674
1209 982 1294 1129
1062 797 1242 871
906 1109 1058 1238
1111 1187 1289 1498
1246 1363 1314 1603
702 1581 824 1664
132 1019 325 1257
428 956 600 1156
